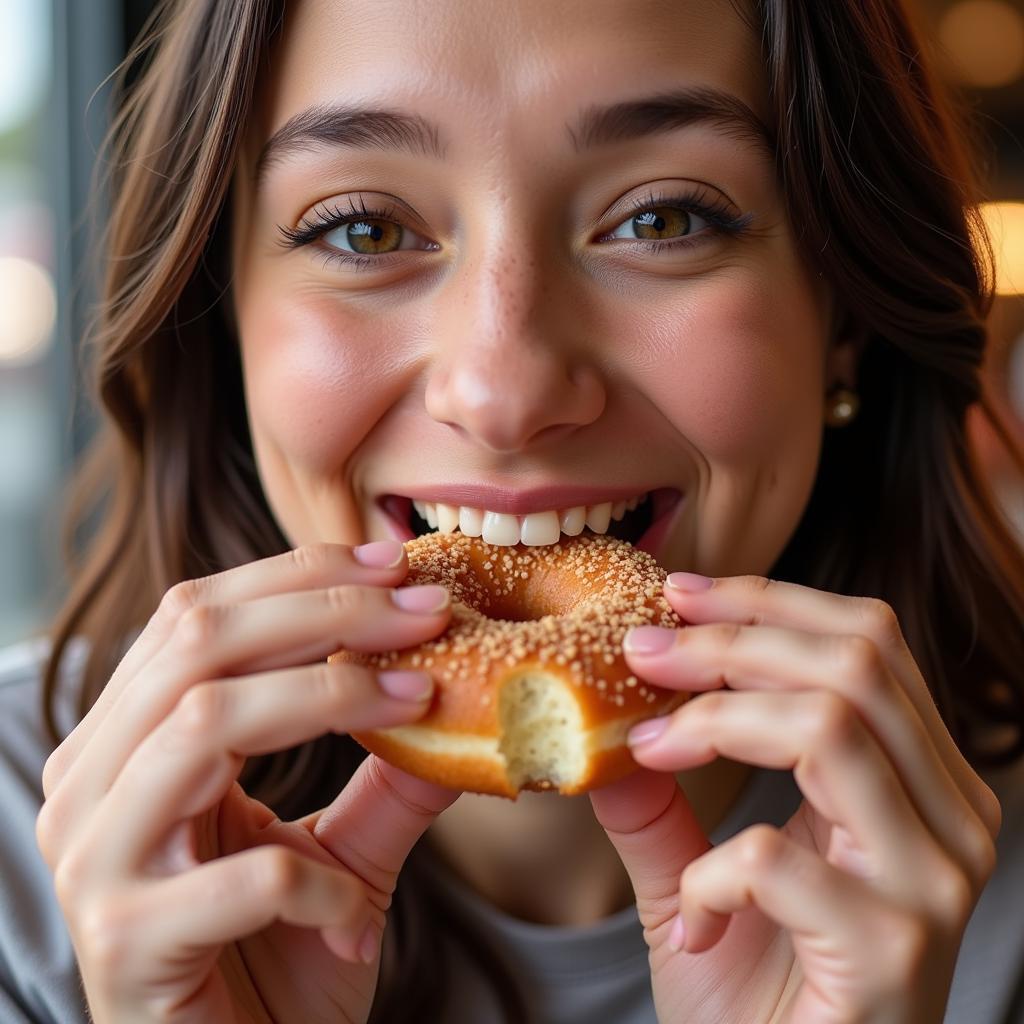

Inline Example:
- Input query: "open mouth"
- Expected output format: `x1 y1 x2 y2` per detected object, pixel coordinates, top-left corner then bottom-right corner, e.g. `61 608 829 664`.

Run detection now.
409 494 655 543
379 487 682 553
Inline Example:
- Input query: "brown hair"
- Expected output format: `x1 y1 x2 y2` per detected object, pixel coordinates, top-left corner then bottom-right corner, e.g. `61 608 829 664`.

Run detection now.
42 0 1024 1019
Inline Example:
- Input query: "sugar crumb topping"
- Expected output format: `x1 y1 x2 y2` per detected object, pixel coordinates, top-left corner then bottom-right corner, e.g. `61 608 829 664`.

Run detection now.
353 532 681 703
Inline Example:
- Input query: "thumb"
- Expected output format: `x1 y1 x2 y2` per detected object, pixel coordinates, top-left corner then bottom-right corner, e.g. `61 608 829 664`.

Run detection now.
312 755 460 895
590 769 710 928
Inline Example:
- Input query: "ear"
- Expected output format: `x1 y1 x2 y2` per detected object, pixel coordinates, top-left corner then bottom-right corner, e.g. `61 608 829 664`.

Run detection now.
825 306 869 392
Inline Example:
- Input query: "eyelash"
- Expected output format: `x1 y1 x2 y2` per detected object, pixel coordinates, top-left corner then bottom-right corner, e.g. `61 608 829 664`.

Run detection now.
275 187 753 271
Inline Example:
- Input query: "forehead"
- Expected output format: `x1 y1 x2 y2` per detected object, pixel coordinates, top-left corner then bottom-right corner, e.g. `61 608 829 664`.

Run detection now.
254 0 766 153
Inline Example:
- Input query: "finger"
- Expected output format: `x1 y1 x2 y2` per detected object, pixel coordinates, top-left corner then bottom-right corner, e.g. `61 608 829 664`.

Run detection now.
311 755 460 899
676 824 878 952
588 770 710 961
674 822 927 1022
144 580 451 679
658 573 1000 837
132 845 377 968
41 581 451 862
628 689 958 898
44 541 411 795
625 622 996 891
83 663 436 876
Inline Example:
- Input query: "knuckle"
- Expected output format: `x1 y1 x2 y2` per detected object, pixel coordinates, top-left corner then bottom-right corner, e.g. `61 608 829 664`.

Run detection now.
158 578 204 624
174 603 226 653
41 744 71 798
171 682 226 738
729 575 773 625
355 755 449 829
703 621 743 652
880 914 931 983
74 896 135 973
311 661 356 705
833 632 884 684
855 597 904 647
736 824 787 872
324 583 364 618
806 691 862 750
929 862 975 929
253 847 304 899
735 574 773 595
974 782 1003 841
964 819 999 887
289 542 337 576
686 691 727 729
52 846 92 909
331 868 366 914
35 799 65 867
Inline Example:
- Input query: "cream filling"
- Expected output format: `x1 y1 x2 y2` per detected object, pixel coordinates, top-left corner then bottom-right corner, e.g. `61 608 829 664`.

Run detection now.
412 493 646 547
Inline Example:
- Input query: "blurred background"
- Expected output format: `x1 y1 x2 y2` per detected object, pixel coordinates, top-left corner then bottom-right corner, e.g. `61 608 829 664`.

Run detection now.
1 0 1023 647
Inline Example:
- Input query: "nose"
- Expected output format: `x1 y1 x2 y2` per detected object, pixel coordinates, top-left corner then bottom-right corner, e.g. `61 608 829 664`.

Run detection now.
424 242 606 452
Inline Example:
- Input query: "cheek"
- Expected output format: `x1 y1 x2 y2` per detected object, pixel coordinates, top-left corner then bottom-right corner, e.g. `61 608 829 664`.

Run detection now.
237 293 403 471
632 273 826 463
626 268 828 576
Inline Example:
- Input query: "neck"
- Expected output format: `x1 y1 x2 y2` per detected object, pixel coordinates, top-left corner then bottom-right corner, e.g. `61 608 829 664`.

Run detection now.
426 757 753 926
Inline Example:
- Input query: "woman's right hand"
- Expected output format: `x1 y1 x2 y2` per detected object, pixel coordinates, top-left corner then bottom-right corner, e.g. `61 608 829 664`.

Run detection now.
35 540 460 1024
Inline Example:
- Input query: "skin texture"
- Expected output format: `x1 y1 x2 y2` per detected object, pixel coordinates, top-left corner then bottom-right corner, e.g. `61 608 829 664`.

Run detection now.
229 0 851 923
35 1 1001 1022
230 0 837 576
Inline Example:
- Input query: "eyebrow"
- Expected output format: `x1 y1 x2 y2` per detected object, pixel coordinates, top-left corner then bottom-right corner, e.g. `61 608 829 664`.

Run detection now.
253 87 774 190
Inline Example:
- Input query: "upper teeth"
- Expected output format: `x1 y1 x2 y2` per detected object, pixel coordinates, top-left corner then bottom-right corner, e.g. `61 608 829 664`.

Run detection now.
411 494 646 546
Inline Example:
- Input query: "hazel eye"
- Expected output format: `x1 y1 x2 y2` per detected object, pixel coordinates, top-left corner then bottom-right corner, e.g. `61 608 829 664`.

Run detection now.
607 205 711 242
322 217 430 256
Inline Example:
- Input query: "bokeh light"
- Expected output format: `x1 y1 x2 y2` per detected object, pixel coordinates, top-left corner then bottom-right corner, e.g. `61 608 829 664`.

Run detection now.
0 0 48 134
939 0 1024 89
0 256 56 364
980 201 1024 296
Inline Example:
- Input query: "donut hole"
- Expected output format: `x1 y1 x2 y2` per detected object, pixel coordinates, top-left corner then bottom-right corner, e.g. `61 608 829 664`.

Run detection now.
472 570 579 622
480 598 564 622
498 671 585 789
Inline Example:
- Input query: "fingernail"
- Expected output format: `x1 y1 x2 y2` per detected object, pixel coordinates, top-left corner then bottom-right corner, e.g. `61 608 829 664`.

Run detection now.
392 585 450 614
623 625 676 655
354 540 405 568
358 922 381 965
379 670 434 702
627 715 670 747
668 914 686 953
667 572 713 592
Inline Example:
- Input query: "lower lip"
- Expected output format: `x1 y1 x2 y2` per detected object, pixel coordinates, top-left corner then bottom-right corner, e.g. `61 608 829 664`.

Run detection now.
378 489 684 557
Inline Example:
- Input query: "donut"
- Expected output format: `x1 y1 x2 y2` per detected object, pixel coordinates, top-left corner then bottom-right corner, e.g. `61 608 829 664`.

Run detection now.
329 532 687 798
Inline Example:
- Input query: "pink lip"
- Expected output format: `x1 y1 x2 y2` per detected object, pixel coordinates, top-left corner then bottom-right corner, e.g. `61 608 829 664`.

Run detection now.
390 484 656 515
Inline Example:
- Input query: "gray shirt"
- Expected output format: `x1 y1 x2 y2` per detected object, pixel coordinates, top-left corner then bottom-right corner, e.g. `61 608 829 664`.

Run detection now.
1 636 1022 1023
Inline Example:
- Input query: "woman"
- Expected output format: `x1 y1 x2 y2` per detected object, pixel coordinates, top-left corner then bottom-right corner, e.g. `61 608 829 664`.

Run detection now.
2 0 1022 1020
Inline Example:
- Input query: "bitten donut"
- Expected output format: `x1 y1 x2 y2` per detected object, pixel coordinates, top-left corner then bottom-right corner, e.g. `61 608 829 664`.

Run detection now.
329 531 687 798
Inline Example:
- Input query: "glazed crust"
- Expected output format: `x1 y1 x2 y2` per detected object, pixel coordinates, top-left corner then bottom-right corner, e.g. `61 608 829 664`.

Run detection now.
329 531 686 797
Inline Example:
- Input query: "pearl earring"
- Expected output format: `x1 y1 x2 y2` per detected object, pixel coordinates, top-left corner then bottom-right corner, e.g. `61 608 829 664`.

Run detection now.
825 387 860 427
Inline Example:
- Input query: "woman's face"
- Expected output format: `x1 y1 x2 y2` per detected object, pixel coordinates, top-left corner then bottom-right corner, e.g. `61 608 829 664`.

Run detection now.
230 0 844 576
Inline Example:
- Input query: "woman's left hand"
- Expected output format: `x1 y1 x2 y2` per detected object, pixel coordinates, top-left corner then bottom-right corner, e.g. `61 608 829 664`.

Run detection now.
590 573 1002 1024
